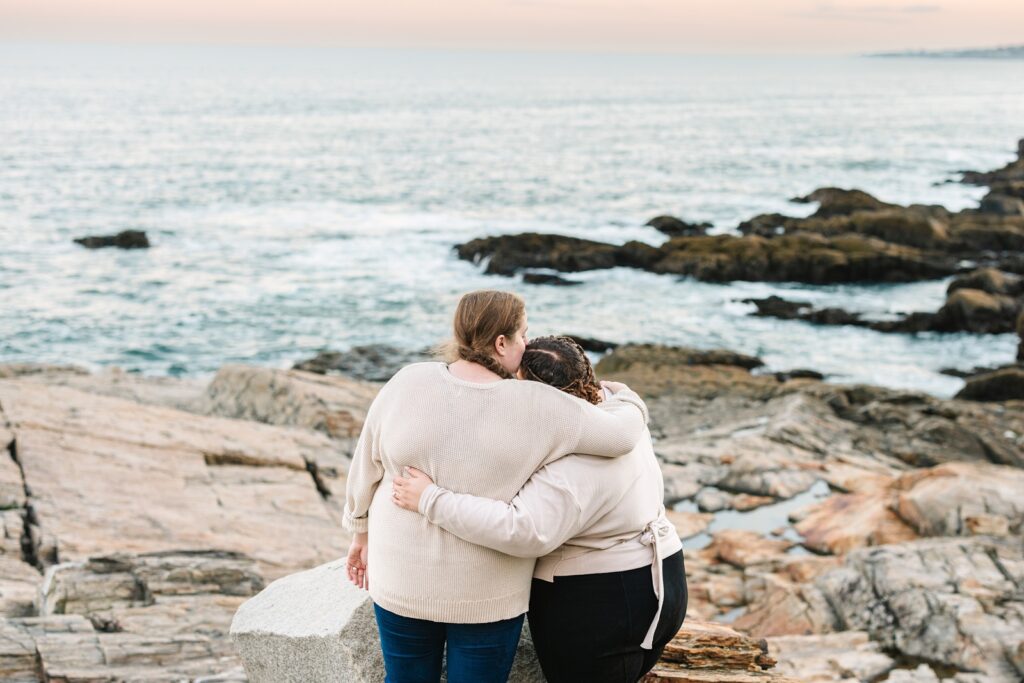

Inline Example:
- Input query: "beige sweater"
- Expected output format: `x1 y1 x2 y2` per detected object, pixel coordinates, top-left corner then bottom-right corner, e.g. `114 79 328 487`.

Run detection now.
342 362 649 623
417 426 683 646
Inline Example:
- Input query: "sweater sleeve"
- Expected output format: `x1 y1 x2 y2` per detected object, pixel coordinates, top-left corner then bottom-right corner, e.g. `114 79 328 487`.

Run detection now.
569 388 649 460
418 465 585 558
342 400 384 534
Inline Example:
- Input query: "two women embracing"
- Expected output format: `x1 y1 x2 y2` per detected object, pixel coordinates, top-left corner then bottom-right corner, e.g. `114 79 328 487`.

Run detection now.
343 290 688 683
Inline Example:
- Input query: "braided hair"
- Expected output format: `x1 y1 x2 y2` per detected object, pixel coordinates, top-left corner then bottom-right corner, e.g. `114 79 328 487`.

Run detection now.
519 336 602 404
441 290 525 379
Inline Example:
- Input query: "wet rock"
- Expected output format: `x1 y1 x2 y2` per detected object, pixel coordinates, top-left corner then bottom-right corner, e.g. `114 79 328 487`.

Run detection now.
954 366 1024 401
73 230 150 250
521 272 582 286
744 296 864 327
293 346 431 382
646 215 713 237
766 631 895 683
716 451 818 499
815 536 1024 681
203 364 380 439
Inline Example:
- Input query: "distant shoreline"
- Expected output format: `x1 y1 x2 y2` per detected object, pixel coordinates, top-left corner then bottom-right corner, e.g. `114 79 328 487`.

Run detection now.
868 45 1024 60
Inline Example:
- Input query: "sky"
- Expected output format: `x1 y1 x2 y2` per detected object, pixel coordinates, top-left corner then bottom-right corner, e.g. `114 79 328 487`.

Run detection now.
2 0 1023 55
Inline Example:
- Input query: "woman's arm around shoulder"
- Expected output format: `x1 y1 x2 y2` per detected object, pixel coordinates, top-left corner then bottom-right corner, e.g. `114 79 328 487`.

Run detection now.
391 466 585 558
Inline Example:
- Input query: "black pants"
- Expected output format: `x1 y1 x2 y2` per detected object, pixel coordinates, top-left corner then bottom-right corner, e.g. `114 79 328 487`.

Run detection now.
527 550 687 683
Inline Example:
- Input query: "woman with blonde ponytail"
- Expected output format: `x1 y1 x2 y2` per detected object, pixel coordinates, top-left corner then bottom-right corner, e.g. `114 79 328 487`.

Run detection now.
392 336 687 683
343 291 649 683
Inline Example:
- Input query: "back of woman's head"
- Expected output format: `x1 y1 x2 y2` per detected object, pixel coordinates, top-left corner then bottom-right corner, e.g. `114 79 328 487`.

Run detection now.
520 336 602 404
443 290 525 379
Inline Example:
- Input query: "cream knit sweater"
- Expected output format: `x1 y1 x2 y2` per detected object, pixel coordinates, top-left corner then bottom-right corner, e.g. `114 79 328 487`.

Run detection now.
342 362 649 623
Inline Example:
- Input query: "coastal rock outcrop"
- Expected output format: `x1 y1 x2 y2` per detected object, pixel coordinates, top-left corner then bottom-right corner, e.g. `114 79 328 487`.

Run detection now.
743 268 1024 336
202 364 379 441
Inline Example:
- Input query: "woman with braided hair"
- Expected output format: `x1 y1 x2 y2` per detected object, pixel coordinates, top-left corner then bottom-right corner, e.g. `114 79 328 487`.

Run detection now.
392 335 687 683
342 292 650 683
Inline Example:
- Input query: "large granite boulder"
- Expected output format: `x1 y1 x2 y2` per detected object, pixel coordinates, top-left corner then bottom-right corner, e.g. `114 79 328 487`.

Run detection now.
231 559 795 683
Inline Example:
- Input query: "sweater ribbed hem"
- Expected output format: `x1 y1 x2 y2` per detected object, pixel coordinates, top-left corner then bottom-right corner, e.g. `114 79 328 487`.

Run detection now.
370 585 530 624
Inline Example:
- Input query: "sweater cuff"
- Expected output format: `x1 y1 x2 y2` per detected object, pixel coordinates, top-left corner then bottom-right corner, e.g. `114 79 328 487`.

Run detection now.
343 512 369 534
418 484 442 519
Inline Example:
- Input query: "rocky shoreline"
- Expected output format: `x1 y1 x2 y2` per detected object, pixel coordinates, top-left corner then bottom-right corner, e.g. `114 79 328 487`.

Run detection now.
0 340 1021 681
456 140 1024 354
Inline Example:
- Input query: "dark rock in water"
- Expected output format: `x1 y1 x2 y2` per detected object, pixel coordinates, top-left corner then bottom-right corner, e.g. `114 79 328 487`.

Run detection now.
1019 310 1024 361
947 267 1023 297
294 346 432 381
521 273 582 286
745 296 865 327
563 335 619 353
455 233 621 276
955 366 1024 402
790 187 897 217
743 296 813 320
74 230 150 250
774 369 825 382
645 215 712 237
939 366 997 379
869 311 939 334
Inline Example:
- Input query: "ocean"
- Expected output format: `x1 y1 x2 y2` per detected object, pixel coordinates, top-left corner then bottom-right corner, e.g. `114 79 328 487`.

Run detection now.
2 44 1022 396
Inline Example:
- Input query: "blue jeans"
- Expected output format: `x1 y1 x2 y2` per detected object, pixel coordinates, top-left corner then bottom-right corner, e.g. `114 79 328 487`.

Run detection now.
373 604 525 683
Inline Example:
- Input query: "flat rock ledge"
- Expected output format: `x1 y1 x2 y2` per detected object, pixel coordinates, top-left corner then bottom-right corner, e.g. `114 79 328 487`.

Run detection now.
230 560 793 683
